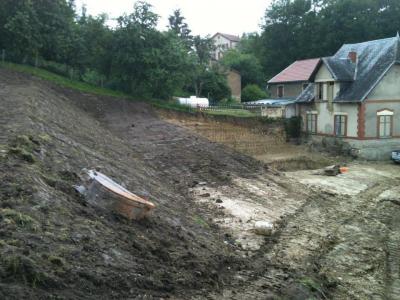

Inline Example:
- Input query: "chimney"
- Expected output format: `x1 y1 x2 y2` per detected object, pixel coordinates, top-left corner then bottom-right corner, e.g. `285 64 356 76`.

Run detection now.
348 51 357 63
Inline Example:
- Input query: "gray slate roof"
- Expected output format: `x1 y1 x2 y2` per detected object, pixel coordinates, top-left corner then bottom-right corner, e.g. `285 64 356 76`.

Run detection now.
296 35 400 103
296 83 315 103
246 99 296 106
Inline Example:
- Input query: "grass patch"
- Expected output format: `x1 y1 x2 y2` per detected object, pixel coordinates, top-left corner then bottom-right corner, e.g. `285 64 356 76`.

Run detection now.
7 135 40 163
4 255 44 287
8 147 36 163
0 62 129 99
152 100 193 113
193 216 210 228
38 134 52 143
48 256 65 267
0 208 39 231
206 108 257 117
299 276 328 299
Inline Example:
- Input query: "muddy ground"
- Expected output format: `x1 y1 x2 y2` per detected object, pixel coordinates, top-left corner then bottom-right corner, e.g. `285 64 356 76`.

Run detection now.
162 111 400 300
0 68 400 299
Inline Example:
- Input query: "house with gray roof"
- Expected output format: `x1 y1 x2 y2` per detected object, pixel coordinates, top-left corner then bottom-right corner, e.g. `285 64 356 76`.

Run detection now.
211 32 240 61
296 34 400 159
268 58 320 100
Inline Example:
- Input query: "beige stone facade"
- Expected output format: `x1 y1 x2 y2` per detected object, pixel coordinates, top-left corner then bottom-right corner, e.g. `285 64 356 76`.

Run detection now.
211 33 240 61
227 70 241 102
268 82 308 99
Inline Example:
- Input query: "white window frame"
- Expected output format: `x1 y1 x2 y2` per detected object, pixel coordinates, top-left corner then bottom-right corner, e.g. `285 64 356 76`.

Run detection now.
377 110 393 138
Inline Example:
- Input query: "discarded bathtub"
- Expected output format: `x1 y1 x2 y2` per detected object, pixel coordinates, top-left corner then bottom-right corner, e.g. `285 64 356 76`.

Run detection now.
76 170 155 220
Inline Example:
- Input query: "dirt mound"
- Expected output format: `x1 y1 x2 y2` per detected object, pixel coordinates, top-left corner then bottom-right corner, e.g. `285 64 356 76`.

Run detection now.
0 69 266 299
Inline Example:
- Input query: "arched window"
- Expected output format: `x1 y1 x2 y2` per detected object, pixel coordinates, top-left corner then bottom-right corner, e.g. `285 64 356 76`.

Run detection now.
377 109 394 138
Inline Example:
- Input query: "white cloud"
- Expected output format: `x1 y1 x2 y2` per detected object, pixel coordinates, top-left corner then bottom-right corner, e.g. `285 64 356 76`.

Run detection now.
75 0 271 36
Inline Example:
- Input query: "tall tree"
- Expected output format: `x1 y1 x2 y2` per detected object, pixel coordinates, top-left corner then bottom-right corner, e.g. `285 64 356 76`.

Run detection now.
189 36 214 96
259 0 400 79
220 49 265 87
3 0 42 63
168 9 192 49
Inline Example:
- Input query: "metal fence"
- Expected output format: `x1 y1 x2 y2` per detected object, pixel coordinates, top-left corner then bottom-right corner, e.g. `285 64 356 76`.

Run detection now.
189 103 289 118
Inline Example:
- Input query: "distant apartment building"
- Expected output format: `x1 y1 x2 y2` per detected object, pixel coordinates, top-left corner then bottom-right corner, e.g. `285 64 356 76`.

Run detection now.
211 32 240 61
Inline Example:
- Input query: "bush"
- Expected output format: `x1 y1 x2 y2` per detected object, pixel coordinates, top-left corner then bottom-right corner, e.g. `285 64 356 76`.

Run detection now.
241 84 267 102
201 71 231 102
284 116 302 139
82 69 106 87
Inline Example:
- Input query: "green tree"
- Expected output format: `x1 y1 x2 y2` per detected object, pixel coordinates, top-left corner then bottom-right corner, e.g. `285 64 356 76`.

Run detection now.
168 9 192 49
220 49 265 87
189 36 216 96
3 0 42 63
259 0 400 79
111 1 192 99
76 14 113 79
196 67 231 101
241 84 267 102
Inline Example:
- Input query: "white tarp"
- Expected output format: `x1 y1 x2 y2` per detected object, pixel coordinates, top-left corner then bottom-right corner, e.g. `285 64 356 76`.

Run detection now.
177 96 209 108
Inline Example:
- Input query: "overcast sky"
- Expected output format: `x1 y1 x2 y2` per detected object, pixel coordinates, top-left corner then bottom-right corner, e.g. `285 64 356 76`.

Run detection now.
75 0 271 36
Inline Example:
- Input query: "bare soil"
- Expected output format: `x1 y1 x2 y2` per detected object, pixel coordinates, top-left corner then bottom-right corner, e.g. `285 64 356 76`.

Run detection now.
0 69 264 299
1 68 400 300
160 112 338 170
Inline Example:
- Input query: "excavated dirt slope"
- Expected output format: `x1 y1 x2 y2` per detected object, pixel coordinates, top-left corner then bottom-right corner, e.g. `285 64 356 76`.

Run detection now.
0 69 273 299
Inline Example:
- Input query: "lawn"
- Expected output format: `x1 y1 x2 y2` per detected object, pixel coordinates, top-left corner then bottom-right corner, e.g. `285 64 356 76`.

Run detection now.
205 108 257 117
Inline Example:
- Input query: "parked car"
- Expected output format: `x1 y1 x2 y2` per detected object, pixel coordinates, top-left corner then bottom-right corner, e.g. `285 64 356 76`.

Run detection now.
392 150 400 163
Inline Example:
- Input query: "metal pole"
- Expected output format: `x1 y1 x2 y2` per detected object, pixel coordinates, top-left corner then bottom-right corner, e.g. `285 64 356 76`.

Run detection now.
1 49 5 63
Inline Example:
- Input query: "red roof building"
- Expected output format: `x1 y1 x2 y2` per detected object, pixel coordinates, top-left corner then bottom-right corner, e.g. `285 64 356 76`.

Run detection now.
268 58 321 84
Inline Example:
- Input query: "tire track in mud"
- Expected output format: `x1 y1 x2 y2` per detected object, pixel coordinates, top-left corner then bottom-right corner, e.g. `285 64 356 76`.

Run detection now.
385 200 400 300
207 175 399 299
268 178 399 300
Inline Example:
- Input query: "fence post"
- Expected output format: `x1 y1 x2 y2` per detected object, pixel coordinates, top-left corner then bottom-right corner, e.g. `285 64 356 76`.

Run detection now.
1 49 5 63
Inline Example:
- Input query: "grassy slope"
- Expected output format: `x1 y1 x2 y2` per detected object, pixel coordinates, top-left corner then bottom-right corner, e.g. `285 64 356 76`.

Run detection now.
0 63 262 117
0 62 127 98
0 62 193 113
